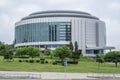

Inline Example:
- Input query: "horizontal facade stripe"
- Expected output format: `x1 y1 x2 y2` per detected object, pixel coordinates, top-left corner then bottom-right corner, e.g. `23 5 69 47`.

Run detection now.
30 10 91 16
16 17 72 27
15 41 70 47
22 14 99 20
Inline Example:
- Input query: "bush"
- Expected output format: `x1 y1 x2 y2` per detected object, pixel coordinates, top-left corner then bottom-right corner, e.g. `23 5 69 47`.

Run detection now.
67 61 78 64
18 55 29 59
40 58 45 64
29 60 34 63
40 58 45 61
19 60 22 62
36 60 40 63
52 61 57 65
41 61 44 64
45 61 48 63
55 60 62 63
25 60 29 62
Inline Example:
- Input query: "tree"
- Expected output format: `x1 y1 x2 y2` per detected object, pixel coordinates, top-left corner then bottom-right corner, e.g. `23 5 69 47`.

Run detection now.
16 47 28 57
28 47 41 59
16 47 41 60
104 51 120 67
3 49 13 61
0 44 6 56
0 42 13 61
74 41 78 52
96 54 104 70
69 42 73 51
72 41 81 61
44 48 51 56
44 48 54 60
54 46 72 62
33 48 41 58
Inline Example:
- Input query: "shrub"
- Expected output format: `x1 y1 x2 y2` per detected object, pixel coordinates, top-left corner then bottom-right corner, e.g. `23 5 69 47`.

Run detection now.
55 60 62 63
25 60 29 62
29 60 34 63
52 61 57 65
40 58 45 64
41 61 44 64
45 61 48 63
36 60 40 63
67 61 78 64
18 55 29 59
19 60 22 62
40 58 45 61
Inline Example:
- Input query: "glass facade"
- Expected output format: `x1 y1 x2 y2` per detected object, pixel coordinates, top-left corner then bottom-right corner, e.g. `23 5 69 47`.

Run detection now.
14 10 109 57
15 22 71 44
86 50 103 54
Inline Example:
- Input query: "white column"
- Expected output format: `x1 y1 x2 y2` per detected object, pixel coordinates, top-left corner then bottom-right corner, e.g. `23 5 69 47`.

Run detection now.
81 19 86 55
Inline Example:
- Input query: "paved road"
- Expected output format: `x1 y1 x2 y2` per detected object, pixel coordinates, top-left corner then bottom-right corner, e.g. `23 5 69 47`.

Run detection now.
0 71 120 80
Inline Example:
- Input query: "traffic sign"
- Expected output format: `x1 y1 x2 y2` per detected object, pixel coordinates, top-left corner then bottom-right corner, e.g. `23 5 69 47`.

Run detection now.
63 60 67 67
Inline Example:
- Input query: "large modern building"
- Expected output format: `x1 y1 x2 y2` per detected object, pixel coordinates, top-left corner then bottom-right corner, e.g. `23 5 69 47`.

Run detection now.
15 10 114 57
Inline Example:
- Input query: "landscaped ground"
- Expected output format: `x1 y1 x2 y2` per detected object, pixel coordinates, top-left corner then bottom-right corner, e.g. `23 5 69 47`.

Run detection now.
0 56 120 73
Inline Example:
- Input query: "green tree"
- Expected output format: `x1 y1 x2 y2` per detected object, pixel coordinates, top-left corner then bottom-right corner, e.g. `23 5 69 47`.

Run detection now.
74 41 78 52
28 47 41 59
96 54 104 70
54 46 72 62
0 42 14 61
69 42 73 51
44 48 51 56
16 47 28 57
104 51 120 67
0 44 6 56
16 47 41 60
3 49 13 61
33 48 41 58
72 41 81 61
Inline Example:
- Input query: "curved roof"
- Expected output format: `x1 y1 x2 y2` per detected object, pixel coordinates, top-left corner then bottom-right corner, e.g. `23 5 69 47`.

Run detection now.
30 10 91 15
21 10 99 20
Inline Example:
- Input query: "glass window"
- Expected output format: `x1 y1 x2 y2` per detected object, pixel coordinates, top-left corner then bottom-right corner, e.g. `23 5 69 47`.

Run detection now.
15 22 71 43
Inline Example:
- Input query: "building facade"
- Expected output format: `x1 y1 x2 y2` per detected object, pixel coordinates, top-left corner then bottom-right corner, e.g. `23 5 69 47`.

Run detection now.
15 10 113 56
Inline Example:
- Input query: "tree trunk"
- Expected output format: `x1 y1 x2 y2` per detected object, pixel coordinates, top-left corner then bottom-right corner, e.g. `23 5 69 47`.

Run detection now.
115 62 118 67
32 57 33 60
98 62 100 71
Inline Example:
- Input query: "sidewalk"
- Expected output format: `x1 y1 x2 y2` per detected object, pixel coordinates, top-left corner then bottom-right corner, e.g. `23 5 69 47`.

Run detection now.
0 71 120 80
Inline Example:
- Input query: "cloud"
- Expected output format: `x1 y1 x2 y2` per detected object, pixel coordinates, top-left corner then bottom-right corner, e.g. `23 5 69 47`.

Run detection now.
0 0 120 50
0 0 10 6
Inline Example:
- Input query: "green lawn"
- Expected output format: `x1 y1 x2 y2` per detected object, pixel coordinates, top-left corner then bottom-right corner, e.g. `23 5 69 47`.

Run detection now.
0 56 120 73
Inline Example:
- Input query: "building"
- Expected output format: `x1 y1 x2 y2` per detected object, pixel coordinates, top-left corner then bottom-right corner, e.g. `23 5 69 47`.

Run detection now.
15 10 114 57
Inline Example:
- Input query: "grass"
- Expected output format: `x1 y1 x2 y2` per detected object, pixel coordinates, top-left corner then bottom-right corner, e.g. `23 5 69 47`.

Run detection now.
0 56 120 73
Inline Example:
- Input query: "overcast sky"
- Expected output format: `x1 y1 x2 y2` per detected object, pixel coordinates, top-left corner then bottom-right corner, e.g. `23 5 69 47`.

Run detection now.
0 0 120 50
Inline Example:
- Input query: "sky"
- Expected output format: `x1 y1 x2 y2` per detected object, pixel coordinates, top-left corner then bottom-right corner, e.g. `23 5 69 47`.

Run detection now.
0 0 120 50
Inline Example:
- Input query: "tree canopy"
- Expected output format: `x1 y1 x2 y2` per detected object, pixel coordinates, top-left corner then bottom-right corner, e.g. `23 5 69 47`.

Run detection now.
54 46 72 61
0 42 13 61
73 41 81 61
69 41 73 51
16 47 28 57
44 48 51 56
16 47 41 59
96 54 104 63
74 41 78 52
104 51 120 67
